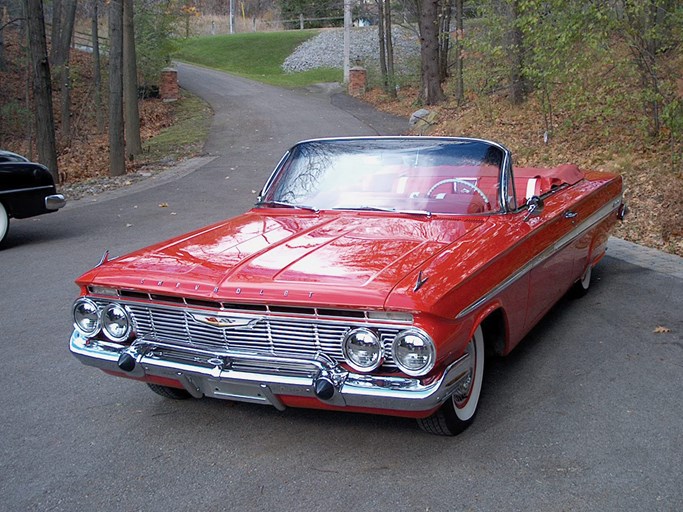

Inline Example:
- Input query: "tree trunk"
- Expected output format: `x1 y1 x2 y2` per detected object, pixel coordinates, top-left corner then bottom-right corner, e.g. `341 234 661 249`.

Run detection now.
50 0 62 63
438 0 452 82
123 0 141 157
418 0 445 105
25 0 59 180
376 0 388 89
92 0 104 133
108 0 125 176
508 0 527 105
0 20 6 71
453 0 464 105
384 0 396 98
58 0 76 141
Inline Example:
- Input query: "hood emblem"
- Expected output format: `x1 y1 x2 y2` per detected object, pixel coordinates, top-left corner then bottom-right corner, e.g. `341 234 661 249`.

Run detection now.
191 314 262 330
413 271 429 292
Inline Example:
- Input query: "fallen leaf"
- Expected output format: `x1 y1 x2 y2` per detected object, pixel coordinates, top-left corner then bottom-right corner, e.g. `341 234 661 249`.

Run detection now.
653 326 671 333
126 223 133 227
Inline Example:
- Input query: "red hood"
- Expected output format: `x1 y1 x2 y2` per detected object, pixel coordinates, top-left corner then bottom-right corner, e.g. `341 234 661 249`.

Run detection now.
79 210 485 308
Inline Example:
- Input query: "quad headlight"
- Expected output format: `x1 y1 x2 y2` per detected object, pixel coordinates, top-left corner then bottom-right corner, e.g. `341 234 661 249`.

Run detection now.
72 299 132 342
342 328 384 372
101 303 132 342
73 298 100 336
392 329 435 376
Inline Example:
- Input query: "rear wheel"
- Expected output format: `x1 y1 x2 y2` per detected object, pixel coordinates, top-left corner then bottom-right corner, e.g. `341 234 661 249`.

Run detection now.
147 383 193 400
0 202 9 246
417 326 485 436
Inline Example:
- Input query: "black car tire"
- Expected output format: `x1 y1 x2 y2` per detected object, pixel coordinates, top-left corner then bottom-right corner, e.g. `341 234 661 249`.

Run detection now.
417 326 485 436
147 383 194 400
0 201 9 246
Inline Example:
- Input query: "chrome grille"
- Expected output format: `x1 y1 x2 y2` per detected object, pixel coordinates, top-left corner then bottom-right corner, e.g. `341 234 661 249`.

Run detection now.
109 301 403 368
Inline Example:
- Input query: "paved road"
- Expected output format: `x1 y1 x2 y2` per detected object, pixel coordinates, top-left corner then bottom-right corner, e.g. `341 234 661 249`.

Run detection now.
1 64 681 511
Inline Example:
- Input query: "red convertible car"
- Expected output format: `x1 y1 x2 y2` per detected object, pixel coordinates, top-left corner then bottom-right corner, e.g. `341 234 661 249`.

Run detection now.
70 137 627 435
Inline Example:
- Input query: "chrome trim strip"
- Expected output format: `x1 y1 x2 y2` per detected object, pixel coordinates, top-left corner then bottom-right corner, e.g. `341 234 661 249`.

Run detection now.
456 197 620 319
70 330 472 413
88 295 414 326
0 185 54 196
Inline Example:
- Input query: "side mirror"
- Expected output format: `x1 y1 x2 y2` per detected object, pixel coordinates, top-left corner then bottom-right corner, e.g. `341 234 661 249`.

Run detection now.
523 195 544 222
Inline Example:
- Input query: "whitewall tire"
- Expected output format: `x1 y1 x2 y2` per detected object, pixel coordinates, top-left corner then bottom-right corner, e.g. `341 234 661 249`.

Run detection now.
417 326 485 436
0 202 9 246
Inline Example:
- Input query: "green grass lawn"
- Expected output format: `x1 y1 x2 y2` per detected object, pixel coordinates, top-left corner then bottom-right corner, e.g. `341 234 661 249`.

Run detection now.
174 31 342 87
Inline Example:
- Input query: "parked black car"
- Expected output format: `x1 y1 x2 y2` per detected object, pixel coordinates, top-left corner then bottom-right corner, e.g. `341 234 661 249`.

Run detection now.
0 151 66 245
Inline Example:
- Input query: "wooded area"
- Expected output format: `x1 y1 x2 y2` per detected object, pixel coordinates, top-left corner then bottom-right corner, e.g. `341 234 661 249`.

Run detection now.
0 0 681 182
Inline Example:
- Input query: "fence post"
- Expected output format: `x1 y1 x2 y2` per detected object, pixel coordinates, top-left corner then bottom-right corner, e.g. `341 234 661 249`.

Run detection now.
299 13 304 30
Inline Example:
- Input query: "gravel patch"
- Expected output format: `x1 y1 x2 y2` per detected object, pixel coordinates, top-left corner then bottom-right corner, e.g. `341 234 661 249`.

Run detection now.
282 26 421 74
60 165 172 202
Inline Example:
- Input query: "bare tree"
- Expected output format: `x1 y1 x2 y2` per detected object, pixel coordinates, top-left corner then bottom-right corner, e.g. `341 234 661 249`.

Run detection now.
418 0 445 104
57 0 76 139
123 0 141 157
377 0 388 86
24 0 58 180
453 0 464 104
91 0 104 133
377 0 396 96
508 0 528 104
437 0 452 82
50 0 62 62
108 0 125 176
383 0 396 97
0 13 7 71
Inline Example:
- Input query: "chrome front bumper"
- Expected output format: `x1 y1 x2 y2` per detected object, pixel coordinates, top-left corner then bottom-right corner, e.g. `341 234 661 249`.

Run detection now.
69 330 470 414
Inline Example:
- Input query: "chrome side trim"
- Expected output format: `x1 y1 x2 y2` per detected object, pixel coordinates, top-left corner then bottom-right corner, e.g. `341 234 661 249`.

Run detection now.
456 197 620 319
0 185 54 196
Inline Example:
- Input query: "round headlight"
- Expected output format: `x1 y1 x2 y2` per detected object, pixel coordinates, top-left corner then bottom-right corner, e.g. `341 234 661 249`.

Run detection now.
101 303 132 342
73 298 100 336
342 328 384 372
392 329 435 376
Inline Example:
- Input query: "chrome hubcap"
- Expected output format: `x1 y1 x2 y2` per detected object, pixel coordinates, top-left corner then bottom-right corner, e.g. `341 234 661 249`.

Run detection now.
452 341 475 406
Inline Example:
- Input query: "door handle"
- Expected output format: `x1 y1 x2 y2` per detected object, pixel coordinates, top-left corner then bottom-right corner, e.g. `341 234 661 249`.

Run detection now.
564 211 578 219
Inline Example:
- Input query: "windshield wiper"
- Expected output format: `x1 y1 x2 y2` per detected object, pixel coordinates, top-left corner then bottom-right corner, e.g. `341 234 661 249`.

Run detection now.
331 205 396 212
256 200 319 213
332 205 431 217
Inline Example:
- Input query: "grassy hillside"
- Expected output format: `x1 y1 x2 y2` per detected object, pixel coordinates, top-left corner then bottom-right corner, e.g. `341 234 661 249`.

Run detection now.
174 31 342 87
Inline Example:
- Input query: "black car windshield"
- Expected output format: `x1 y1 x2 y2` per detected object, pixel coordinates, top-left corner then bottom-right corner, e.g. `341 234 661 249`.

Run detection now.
260 138 504 215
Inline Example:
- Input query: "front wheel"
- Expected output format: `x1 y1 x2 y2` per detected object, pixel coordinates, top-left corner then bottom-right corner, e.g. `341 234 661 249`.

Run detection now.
571 263 592 298
0 202 9 246
147 383 193 400
417 326 485 436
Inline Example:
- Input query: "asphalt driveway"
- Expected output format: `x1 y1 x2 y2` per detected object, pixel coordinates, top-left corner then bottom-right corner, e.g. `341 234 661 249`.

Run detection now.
0 63 681 511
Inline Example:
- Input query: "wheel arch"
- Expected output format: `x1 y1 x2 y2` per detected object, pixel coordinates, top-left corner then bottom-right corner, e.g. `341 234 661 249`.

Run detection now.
475 307 508 357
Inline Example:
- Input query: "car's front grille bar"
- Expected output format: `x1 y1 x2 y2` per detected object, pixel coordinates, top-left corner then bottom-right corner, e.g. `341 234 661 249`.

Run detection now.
96 300 403 368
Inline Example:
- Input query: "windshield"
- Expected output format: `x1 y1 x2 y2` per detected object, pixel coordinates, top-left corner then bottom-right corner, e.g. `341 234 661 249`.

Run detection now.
260 138 504 215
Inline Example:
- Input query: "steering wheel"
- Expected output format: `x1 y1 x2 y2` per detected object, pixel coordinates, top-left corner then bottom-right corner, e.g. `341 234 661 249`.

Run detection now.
426 178 491 207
